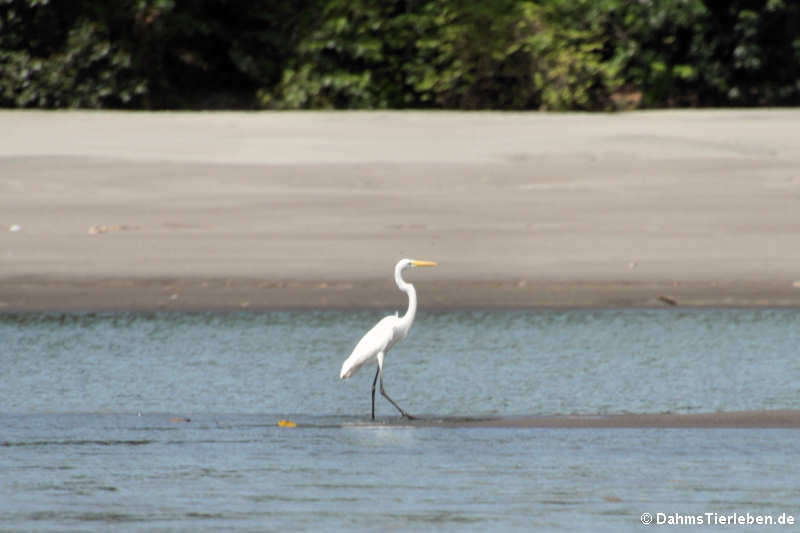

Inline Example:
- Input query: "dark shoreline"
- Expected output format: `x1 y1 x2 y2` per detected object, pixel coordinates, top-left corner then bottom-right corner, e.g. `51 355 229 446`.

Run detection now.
2 277 800 312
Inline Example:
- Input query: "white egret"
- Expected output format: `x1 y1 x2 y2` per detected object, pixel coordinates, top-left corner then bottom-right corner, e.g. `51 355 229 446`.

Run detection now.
339 258 437 419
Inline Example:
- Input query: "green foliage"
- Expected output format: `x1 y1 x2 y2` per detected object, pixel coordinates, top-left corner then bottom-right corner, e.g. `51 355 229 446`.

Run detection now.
599 0 800 107
1 0 799 109
702 0 800 105
271 0 619 110
0 0 310 109
126 0 312 108
0 0 146 107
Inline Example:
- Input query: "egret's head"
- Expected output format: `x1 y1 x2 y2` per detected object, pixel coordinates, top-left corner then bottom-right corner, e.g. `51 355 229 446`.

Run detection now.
398 258 438 271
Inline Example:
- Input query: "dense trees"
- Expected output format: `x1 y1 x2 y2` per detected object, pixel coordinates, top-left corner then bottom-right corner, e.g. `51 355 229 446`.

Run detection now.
1 0 798 110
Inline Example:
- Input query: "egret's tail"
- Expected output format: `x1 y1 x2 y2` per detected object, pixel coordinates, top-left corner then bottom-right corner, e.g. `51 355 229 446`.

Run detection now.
339 361 354 379
339 353 366 379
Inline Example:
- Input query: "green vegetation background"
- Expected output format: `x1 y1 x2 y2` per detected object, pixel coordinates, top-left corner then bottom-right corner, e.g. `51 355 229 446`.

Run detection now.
1 0 798 110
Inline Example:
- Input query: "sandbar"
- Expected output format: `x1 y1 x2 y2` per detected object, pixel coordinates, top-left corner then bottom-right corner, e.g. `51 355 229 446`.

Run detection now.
371 410 800 428
2 110 799 310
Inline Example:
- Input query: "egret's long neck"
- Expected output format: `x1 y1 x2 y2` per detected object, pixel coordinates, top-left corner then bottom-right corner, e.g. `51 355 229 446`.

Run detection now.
395 266 417 333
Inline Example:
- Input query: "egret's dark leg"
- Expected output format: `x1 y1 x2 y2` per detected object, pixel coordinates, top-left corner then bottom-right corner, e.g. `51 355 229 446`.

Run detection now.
379 374 415 419
371 367 379 420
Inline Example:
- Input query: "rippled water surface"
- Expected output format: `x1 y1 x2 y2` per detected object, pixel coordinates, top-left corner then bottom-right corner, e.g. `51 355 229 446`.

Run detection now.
2 309 799 531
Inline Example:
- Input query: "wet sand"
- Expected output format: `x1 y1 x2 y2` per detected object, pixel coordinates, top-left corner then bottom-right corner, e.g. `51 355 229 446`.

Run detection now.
383 410 800 428
2 110 800 310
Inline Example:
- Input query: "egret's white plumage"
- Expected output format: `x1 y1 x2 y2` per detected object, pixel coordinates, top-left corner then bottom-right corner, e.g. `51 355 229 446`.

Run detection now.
339 258 437 419
340 314 399 379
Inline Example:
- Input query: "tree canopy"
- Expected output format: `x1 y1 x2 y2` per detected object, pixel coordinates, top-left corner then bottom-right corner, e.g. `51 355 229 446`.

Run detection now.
1 0 798 110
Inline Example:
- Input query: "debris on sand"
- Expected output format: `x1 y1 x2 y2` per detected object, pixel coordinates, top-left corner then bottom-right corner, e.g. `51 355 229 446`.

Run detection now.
657 295 678 306
88 224 138 235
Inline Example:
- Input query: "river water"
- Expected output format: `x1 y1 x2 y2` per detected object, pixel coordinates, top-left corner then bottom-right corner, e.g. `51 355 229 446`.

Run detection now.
2 309 799 531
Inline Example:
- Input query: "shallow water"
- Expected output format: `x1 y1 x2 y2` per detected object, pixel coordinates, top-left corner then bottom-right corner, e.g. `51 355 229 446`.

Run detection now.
2 309 799 531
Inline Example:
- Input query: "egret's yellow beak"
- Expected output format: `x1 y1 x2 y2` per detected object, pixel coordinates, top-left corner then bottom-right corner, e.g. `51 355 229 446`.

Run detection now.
411 260 437 267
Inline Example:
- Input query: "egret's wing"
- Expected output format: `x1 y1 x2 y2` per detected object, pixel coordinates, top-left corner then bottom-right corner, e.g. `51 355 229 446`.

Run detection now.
340 315 398 379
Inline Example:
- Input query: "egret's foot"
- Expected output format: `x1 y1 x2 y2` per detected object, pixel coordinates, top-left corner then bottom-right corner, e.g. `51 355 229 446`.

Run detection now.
402 412 416 420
